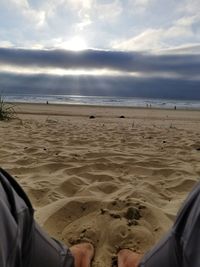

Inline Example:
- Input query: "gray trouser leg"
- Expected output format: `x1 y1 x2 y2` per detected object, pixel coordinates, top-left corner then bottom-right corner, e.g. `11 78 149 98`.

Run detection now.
0 168 74 267
139 182 200 267
30 222 74 267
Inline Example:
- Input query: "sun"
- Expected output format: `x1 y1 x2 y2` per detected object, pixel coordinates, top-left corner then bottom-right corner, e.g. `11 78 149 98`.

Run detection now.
63 36 88 51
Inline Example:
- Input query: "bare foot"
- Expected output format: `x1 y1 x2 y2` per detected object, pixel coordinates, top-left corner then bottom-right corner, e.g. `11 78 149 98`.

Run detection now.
117 249 142 267
70 243 94 267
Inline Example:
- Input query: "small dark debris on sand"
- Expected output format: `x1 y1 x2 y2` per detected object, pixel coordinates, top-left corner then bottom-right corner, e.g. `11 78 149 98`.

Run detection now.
100 208 108 214
112 256 118 267
196 147 200 151
125 207 141 220
89 115 95 119
119 115 125 118
138 204 146 210
110 213 121 219
127 219 138 226
112 200 117 206
80 233 85 238
81 204 87 211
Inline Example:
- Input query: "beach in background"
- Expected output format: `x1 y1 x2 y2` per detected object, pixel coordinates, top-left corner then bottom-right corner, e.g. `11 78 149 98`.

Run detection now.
4 94 200 110
1 102 200 267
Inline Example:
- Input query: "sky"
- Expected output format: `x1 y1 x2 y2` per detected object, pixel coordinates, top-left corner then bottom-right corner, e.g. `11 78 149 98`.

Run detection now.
0 0 200 99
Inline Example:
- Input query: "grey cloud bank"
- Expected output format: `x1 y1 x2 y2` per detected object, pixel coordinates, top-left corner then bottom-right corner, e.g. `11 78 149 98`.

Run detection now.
0 71 199 100
0 48 200 100
0 48 200 76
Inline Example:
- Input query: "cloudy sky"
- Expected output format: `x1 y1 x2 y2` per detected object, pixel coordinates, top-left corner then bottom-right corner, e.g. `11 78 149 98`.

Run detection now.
0 0 200 99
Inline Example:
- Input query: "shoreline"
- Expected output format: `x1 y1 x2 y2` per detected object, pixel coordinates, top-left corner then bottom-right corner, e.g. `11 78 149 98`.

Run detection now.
10 101 200 111
13 102 200 122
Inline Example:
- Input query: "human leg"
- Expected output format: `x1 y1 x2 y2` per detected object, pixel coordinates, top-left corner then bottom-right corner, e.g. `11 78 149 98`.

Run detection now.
136 182 200 267
0 168 74 267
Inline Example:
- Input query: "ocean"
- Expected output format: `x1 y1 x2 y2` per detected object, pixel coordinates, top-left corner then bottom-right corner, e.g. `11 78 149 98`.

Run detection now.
3 94 200 110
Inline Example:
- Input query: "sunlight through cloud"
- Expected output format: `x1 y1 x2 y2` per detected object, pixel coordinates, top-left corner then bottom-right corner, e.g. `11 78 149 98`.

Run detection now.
59 37 88 51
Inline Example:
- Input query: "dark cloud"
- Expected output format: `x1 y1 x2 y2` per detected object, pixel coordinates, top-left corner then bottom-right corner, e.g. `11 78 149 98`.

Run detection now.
0 48 199 100
0 72 199 100
0 48 200 76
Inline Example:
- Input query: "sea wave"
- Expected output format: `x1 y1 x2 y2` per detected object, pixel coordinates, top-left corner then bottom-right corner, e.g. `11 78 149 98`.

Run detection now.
3 94 200 110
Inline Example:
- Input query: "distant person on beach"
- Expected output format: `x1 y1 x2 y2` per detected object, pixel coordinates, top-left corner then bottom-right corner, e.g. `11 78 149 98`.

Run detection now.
0 167 200 267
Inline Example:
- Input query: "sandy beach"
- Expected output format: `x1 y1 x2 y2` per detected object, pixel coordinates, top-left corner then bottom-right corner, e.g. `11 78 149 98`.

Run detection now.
1 103 200 267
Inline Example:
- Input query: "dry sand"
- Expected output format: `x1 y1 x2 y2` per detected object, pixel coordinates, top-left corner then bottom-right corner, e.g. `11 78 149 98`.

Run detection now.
1 103 200 267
